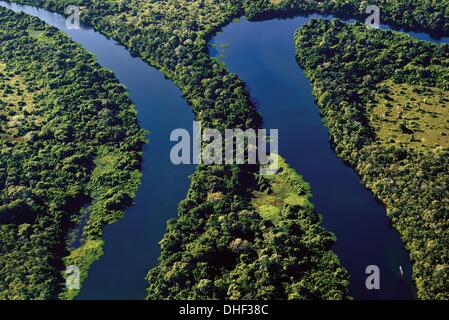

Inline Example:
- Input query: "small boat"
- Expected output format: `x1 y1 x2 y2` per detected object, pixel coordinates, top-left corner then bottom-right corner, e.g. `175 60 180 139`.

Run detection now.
399 266 404 277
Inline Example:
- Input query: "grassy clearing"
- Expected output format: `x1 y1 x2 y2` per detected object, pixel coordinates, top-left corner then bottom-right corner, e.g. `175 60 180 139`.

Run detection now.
92 151 120 179
59 239 104 300
270 0 284 5
369 80 449 150
0 62 43 143
251 157 312 225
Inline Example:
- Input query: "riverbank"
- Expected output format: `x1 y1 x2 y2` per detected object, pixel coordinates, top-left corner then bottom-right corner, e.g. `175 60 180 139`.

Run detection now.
2 0 448 300
0 1 195 299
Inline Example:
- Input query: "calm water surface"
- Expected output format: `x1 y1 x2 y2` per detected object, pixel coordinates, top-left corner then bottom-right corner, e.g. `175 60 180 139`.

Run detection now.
1 2 448 300
0 1 195 299
209 16 447 299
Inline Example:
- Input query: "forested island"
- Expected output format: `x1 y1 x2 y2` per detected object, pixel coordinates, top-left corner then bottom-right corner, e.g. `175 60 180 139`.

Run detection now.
0 7 145 299
147 157 349 299
0 2 350 300
1 0 448 300
295 19 449 299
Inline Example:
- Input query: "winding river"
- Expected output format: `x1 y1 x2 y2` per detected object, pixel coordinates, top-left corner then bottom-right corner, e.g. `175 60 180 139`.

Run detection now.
0 1 195 299
1 2 447 300
209 16 448 300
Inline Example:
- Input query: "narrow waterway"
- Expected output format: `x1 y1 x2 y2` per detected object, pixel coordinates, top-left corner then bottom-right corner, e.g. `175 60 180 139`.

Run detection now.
0 1 195 299
209 16 448 299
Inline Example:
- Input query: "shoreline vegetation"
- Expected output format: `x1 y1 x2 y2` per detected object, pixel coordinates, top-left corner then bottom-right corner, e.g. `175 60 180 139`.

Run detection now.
2 0 448 299
0 7 145 299
295 20 449 299
147 156 349 299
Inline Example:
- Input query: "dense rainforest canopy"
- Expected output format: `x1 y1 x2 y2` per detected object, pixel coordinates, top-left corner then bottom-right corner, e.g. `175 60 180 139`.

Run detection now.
0 7 145 299
12 0 449 132
4 0 449 299
0 3 350 300
295 19 449 299
147 158 349 299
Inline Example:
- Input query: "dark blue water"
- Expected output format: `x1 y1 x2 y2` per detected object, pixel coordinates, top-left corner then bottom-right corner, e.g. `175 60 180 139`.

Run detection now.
209 16 447 299
2 1 448 300
0 1 195 299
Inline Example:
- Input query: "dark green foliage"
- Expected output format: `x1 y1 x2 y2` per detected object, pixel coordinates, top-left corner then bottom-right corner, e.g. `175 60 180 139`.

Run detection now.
295 19 449 299
6 0 449 299
0 7 145 299
147 162 349 300
244 0 449 38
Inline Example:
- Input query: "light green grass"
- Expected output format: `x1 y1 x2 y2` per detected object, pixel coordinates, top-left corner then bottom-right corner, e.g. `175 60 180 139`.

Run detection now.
251 157 312 225
369 80 449 150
